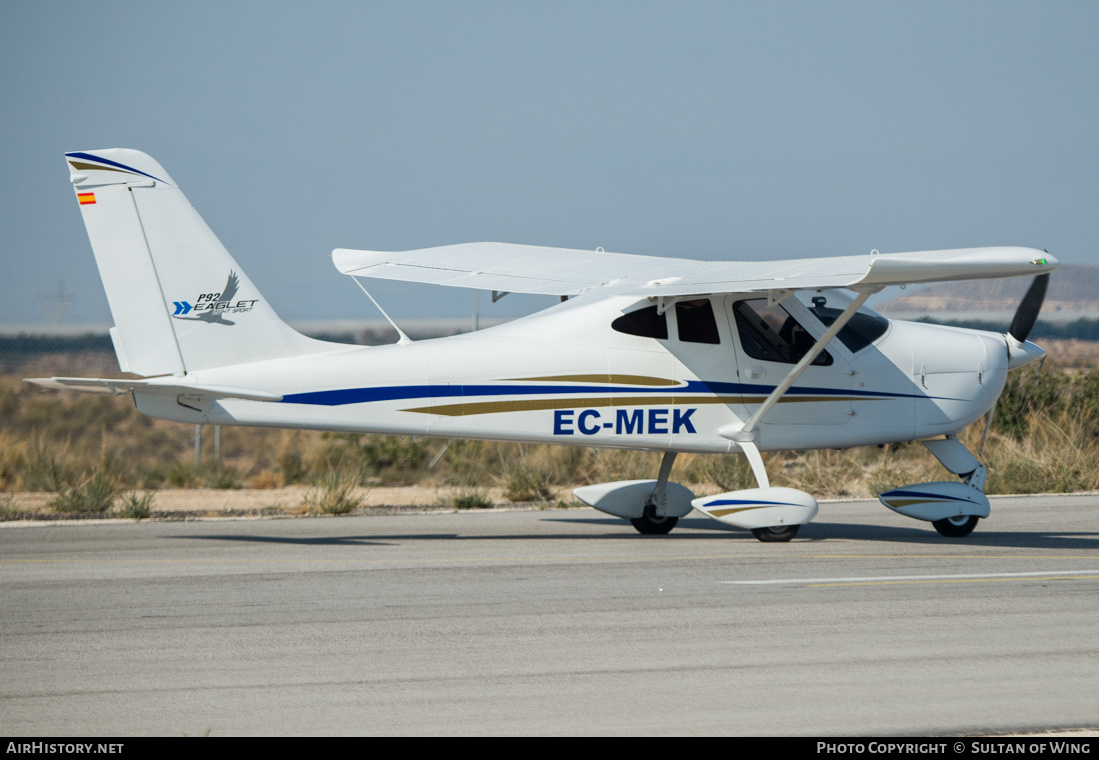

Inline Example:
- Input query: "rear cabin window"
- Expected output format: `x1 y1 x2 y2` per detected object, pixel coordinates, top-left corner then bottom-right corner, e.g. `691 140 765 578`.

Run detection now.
611 305 668 340
676 299 720 344
732 299 832 366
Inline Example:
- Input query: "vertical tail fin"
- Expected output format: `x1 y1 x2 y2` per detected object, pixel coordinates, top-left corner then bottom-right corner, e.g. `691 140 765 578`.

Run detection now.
66 149 327 376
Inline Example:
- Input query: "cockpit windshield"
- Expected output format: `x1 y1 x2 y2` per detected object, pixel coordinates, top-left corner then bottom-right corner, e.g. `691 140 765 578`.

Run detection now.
795 291 890 353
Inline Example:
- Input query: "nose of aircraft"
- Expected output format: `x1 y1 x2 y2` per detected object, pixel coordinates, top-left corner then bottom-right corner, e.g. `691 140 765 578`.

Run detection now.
1006 336 1046 369
900 322 1006 429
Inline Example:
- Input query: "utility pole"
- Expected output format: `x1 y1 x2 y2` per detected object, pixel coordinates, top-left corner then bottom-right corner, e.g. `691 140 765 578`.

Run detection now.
38 280 76 324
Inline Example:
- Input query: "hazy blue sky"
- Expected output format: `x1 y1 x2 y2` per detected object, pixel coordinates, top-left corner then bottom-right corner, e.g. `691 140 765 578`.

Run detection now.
3 1 1097 325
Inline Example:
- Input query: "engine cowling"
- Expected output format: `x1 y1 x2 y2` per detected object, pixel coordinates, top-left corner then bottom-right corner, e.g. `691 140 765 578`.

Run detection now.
691 487 819 530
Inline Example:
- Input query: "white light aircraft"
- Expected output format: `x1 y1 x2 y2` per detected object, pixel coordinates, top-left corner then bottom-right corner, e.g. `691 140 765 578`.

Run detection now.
33 149 1059 541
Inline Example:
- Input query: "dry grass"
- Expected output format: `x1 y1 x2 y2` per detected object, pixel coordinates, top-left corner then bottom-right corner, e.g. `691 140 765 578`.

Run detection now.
115 490 155 520
298 466 368 515
982 410 1099 494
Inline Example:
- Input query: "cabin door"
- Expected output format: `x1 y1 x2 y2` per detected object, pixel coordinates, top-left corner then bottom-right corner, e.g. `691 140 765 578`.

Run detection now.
723 295 854 426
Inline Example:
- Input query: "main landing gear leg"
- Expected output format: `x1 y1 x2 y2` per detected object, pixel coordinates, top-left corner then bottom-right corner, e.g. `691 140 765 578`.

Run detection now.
925 435 989 538
741 441 797 543
631 452 679 535
691 439 819 542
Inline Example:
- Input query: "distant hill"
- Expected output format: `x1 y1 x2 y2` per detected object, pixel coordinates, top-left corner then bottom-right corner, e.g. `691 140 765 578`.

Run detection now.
878 264 1099 316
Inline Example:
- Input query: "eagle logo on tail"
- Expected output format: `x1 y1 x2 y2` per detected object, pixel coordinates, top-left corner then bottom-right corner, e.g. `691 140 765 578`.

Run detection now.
171 271 253 326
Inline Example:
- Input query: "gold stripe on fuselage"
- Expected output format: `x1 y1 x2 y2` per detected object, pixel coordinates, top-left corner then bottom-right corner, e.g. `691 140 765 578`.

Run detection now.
404 395 738 416
403 394 873 417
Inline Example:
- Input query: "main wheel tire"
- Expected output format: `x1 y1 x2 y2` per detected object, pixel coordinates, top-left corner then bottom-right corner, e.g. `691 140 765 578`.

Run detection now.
751 524 800 542
630 515 678 535
932 515 979 538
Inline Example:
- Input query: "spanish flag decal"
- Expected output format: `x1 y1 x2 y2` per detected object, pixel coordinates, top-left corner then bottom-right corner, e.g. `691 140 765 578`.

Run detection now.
77 192 96 205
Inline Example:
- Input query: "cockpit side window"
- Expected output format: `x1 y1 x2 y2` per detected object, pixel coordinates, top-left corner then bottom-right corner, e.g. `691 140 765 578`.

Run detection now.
732 299 832 366
676 299 720 344
807 296 890 353
612 305 668 340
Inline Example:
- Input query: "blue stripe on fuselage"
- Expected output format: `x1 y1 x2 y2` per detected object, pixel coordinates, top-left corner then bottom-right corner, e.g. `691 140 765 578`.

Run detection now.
279 380 956 407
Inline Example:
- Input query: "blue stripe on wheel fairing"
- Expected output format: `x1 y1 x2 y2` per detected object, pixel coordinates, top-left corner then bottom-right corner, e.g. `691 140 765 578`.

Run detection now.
700 499 805 508
880 489 975 503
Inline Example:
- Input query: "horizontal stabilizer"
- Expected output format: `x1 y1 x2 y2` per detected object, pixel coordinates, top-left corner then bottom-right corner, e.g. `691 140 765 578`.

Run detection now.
333 244 1057 297
25 377 282 402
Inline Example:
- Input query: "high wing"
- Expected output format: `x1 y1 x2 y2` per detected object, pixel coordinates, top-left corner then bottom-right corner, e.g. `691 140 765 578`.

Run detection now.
333 243 657 296
333 243 1056 297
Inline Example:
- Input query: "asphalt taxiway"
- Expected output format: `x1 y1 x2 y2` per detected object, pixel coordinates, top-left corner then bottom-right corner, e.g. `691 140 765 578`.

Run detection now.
1 494 1096 735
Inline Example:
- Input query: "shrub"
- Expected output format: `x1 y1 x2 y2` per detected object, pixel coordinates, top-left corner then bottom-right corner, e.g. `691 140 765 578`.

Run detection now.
300 466 365 515
50 470 118 514
115 491 155 520
774 449 875 499
278 450 308 485
451 489 494 509
361 436 427 472
983 409 1099 494
993 367 1069 439
136 465 168 489
440 439 493 486
504 466 556 503
167 461 197 488
698 453 756 492
204 467 241 490
247 470 279 490
21 438 73 492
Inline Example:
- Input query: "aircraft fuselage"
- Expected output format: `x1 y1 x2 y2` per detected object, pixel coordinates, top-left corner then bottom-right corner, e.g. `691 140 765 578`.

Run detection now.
134 291 1008 454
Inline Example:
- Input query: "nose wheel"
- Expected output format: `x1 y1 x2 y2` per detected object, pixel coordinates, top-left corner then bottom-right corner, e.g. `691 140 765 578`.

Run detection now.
932 515 979 538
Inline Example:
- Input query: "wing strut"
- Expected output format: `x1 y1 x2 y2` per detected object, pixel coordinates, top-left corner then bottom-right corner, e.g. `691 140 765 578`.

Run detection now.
720 290 876 446
350 276 412 345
